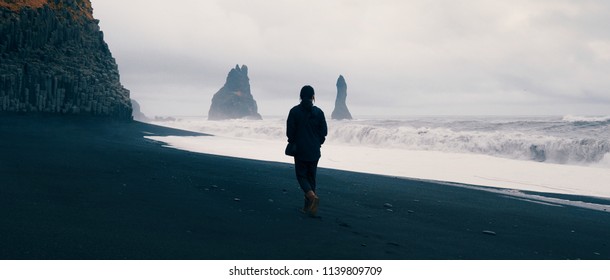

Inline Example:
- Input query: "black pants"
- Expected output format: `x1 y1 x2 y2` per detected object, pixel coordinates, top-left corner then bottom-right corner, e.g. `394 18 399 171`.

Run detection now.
294 159 319 193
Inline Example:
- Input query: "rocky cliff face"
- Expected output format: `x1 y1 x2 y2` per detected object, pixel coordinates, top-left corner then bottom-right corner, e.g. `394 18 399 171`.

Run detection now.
0 0 132 119
331 75 352 120
208 64 262 120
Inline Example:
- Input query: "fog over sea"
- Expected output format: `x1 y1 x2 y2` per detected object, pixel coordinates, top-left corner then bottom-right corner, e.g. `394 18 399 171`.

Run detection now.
148 115 610 203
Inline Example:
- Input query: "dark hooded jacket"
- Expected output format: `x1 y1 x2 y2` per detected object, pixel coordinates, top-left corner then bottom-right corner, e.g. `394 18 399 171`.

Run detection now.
286 100 328 161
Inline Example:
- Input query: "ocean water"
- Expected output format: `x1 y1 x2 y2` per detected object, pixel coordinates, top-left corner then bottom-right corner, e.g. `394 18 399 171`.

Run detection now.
152 115 610 168
147 115 610 202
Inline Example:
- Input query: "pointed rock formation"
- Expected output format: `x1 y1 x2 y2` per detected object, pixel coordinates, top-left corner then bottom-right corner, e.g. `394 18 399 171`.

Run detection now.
208 64 262 120
0 0 132 119
331 75 353 120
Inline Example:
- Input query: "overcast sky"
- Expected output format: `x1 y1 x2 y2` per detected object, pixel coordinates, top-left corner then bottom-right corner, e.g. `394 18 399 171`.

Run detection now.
91 0 610 117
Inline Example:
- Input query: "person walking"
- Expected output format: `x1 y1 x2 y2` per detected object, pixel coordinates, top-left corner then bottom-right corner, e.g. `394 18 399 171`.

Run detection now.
286 85 328 216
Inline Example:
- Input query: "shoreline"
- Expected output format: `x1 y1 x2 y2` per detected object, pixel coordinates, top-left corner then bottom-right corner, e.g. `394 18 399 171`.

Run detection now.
2 115 609 260
146 129 610 200
149 134 610 212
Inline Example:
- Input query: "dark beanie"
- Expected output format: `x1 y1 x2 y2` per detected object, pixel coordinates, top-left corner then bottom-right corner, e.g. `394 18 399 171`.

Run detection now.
300 85 315 100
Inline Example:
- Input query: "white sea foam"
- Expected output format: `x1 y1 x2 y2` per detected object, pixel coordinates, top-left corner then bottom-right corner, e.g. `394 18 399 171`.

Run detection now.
146 116 610 203
562 114 610 123
152 116 610 166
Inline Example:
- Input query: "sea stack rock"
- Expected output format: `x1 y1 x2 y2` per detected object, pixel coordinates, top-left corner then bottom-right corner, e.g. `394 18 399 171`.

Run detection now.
0 0 132 119
131 99 149 122
208 64 262 120
331 75 353 120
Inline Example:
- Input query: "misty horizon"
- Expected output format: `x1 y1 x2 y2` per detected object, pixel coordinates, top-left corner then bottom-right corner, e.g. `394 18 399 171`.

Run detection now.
91 0 610 117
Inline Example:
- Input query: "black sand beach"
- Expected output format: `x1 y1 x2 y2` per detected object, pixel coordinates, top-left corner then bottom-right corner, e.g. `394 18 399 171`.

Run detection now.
1 115 609 260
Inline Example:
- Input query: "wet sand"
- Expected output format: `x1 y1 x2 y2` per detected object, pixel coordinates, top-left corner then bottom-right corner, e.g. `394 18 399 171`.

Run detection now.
1 115 609 259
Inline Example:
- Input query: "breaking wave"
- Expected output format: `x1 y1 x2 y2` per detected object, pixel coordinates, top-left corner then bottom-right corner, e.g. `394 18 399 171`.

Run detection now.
561 115 610 123
153 115 610 167
328 122 609 165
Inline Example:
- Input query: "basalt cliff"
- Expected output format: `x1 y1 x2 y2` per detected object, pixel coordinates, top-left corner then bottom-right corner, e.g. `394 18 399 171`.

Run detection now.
0 0 132 119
